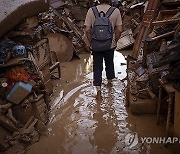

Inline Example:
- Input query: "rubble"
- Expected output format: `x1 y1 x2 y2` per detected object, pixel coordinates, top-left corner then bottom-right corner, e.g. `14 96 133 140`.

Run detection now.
0 39 50 152
116 29 135 50
117 0 148 50
126 0 180 142
0 0 90 152
0 0 179 152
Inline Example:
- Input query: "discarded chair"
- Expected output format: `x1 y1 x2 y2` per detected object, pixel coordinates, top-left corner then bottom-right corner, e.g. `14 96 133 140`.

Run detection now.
32 38 61 79
30 38 61 95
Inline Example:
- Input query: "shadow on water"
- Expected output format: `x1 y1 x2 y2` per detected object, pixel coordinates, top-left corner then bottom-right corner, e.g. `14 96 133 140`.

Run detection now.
92 84 123 153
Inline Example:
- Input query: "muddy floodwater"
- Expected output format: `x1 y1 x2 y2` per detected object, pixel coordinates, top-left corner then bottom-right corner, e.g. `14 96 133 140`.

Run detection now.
27 51 173 154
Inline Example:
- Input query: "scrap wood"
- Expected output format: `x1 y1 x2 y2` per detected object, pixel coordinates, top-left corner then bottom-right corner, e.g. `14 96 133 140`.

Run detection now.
146 30 175 42
162 0 180 5
0 103 13 110
20 116 38 135
132 0 161 58
8 31 34 37
52 8 82 37
0 58 30 68
22 94 36 107
0 114 18 132
7 108 20 127
52 7 88 50
136 88 151 99
152 18 180 26
32 94 44 103
16 116 40 143
152 12 180 26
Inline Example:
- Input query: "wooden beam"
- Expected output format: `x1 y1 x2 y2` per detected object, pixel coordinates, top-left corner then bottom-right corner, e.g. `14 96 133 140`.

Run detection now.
149 30 175 41
152 18 180 26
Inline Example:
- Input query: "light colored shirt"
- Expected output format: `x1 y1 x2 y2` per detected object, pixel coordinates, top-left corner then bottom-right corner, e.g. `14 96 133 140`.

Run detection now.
85 4 122 48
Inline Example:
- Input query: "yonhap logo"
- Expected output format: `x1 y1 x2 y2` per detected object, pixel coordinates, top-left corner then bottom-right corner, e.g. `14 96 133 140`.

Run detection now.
125 132 139 149
125 132 180 149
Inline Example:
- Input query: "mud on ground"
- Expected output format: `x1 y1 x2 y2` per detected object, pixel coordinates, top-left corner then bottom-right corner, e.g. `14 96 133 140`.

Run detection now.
27 51 173 154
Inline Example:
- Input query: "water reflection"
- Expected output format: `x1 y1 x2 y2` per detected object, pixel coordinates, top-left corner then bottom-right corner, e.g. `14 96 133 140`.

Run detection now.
85 51 127 81
92 86 118 153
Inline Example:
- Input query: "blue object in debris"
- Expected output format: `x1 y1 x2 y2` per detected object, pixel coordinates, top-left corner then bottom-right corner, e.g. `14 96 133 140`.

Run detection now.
7 82 32 104
12 45 27 58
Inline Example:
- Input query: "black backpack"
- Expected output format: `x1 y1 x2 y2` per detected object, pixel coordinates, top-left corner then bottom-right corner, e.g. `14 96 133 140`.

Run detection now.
91 6 116 52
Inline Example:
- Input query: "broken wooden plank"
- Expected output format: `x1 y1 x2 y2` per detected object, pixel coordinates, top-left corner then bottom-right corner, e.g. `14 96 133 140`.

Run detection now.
52 8 82 40
132 0 160 58
0 114 18 132
52 7 88 51
152 18 180 26
148 30 175 41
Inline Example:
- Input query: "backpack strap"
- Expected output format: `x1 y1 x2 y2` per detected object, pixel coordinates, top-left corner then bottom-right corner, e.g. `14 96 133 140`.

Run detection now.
92 7 99 18
105 7 116 18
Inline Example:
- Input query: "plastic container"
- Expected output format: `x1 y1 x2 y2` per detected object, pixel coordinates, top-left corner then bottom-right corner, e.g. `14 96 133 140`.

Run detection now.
7 82 32 104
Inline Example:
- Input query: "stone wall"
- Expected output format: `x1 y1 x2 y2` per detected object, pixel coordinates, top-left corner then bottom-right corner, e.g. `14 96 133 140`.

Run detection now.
0 0 49 37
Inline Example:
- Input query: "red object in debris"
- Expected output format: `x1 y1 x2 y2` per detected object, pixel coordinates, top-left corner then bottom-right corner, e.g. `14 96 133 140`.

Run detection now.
7 67 30 83
6 79 14 93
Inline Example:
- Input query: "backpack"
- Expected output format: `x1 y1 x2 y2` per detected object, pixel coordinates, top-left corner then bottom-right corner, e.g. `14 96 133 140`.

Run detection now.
91 6 116 52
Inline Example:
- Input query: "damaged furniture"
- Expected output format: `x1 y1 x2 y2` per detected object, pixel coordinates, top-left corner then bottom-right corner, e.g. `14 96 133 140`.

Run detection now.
31 38 61 95
0 0 91 152
157 79 175 137
117 0 147 50
126 58 157 114
0 40 50 152
127 0 180 111
126 0 180 146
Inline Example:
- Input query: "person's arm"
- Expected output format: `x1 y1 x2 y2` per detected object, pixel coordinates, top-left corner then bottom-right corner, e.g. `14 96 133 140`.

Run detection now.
114 8 123 44
85 26 92 49
115 25 122 43
84 8 93 51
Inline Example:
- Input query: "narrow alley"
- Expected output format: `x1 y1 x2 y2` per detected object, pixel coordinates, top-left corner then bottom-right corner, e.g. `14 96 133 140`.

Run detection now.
27 51 173 154
0 0 180 154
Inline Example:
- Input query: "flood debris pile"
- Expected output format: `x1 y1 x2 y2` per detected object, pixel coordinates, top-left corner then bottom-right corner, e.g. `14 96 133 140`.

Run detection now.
154 30 180 91
0 0 89 153
117 0 148 50
127 0 180 115
48 0 89 58
0 39 50 153
7 3 88 63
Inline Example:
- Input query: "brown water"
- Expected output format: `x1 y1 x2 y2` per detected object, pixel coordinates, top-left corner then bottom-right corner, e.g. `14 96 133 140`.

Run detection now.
27 51 173 154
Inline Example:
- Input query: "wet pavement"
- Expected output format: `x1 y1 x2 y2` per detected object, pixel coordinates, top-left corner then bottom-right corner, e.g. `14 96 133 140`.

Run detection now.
27 51 173 154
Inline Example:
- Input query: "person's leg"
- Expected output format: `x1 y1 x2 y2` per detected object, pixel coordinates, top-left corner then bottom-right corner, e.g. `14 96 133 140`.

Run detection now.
93 51 103 86
104 48 115 80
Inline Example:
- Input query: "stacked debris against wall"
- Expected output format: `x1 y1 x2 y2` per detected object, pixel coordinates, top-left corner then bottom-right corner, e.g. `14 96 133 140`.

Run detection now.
154 27 180 90
0 0 89 153
0 40 50 152
49 0 89 57
117 0 148 50
127 0 180 114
